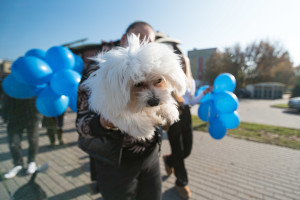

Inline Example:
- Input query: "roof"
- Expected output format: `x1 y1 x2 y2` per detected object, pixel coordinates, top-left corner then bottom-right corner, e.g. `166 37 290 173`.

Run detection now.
254 82 285 87
69 43 101 51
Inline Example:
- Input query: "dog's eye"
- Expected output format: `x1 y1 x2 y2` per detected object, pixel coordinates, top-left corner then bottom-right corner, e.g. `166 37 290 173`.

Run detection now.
135 82 145 88
154 78 162 86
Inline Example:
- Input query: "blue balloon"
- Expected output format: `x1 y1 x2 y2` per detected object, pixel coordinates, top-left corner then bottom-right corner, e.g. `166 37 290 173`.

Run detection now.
196 85 209 97
36 86 69 117
67 85 78 112
2 74 36 99
69 95 77 112
220 111 240 129
25 49 46 60
209 117 227 140
33 83 47 94
214 73 236 93
11 56 53 86
50 69 81 96
45 46 75 73
73 54 84 74
198 100 217 122
214 91 238 113
200 93 214 103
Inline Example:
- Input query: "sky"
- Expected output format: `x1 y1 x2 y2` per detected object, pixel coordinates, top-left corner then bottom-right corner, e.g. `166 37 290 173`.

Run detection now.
1 0 300 66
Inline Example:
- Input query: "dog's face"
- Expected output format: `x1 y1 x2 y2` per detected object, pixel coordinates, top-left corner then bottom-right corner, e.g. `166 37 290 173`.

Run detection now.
84 34 187 138
128 73 171 112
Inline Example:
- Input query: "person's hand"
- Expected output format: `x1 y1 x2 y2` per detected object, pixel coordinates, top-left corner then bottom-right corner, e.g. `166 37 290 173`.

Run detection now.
172 91 185 105
99 117 118 130
203 86 214 95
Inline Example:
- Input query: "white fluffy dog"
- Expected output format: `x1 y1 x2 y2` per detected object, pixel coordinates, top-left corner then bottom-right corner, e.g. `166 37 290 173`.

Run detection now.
83 34 186 140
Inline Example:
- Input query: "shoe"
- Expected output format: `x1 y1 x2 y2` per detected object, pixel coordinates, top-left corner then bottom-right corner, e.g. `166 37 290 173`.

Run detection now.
26 162 37 174
49 142 55 148
175 185 191 199
163 155 174 176
4 165 23 179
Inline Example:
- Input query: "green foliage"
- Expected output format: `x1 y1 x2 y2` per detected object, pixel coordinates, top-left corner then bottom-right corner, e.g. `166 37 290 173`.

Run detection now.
271 104 289 108
205 40 295 88
291 85 300 98
291 75 300 97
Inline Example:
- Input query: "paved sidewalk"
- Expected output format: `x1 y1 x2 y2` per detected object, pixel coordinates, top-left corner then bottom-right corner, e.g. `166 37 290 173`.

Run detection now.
1 111 300 200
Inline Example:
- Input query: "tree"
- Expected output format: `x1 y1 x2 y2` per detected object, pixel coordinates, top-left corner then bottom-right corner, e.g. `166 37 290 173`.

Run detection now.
205 40 295 88
205 51 224 85
245 41 294 85
291 66 300 97
205 44 246 88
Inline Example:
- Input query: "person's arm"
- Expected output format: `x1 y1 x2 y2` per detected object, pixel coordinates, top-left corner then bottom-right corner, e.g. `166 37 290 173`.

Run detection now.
189 86 214 106
75 64 116 138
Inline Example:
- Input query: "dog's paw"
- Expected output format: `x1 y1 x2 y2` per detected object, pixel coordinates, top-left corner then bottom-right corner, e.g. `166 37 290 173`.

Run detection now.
166 112 179 125
127 124 155 140
157 104 180 125
116 114 156 139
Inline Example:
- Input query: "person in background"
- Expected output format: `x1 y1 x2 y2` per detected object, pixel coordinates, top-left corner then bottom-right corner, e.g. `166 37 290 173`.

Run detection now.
2 94 42 179
42 113 65 147
76 21 162 200
156 33 213 199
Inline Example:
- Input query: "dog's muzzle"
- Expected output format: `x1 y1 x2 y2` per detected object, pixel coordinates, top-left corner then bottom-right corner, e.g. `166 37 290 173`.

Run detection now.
147 98 160 107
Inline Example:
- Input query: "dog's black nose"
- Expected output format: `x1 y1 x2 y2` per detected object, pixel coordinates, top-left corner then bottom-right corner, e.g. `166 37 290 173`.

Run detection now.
147 98 160 107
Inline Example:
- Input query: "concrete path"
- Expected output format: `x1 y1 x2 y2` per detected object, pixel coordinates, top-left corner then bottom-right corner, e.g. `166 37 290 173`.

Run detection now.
191 94 300 129
1 112 300 200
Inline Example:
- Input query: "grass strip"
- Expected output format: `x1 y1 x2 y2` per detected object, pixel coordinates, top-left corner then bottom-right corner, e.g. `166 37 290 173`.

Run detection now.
270 104 289 109
192 115 300 150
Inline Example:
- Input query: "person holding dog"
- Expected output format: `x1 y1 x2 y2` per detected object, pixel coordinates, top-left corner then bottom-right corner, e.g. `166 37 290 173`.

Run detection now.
76 21 164 200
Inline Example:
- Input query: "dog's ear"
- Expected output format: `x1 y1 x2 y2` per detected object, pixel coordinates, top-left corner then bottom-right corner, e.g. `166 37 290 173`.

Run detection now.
163 68 187 96
141 42 187 96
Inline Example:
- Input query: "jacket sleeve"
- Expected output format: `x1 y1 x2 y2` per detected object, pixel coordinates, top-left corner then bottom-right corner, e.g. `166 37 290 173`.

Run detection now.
75 64 110 138
75 64 124 166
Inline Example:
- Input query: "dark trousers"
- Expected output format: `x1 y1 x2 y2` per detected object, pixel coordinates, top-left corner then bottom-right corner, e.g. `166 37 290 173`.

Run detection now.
166 105 193 187
43 114 64 144
46 127 63 144
7 120 39 166
95 145 161 200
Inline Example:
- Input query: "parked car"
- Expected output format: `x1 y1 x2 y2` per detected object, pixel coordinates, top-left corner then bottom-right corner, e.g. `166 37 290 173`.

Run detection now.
234 88 250 98
288 97 300 112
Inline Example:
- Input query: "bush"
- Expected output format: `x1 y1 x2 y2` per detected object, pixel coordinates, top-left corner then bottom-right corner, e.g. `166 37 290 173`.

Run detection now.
292 75 300 98
291 84 300 97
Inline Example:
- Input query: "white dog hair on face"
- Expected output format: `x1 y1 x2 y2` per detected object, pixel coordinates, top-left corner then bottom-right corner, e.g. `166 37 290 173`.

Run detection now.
83 34 187 139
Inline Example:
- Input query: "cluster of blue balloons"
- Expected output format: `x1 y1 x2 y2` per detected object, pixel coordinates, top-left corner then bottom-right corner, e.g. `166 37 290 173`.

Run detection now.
2 46 84 117
197 73 240 140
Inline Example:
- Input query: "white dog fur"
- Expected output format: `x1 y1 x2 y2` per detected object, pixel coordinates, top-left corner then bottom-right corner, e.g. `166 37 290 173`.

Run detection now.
83 34 187 140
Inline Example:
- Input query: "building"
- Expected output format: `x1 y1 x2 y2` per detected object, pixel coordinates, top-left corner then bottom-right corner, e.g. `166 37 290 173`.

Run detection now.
246 82 285 99
188 48 217 88
0 59 13 81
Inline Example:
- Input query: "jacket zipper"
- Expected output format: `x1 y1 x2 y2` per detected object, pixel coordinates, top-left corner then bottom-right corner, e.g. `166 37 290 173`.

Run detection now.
118 135 124 167
118 147 123 167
